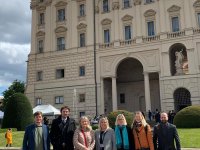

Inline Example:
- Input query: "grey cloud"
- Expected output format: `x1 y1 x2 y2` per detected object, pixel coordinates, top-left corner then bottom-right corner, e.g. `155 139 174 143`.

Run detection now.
0 0 31 44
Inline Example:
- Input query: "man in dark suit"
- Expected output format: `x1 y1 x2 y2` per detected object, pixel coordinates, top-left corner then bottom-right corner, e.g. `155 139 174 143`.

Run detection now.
50 106 76 150
153 112 181 150
22 111 50 150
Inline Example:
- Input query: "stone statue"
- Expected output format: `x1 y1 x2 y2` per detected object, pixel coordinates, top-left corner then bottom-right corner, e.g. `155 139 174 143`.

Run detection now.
175 50 184 75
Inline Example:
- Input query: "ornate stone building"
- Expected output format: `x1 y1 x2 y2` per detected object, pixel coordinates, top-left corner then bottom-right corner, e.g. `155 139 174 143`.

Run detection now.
26 0 200 118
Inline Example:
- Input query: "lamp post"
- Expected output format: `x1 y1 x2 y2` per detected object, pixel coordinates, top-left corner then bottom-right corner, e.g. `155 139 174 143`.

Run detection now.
73 88 77 118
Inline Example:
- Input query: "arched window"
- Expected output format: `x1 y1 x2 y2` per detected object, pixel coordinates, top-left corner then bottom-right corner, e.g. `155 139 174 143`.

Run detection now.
173 88 191 112
169 43 188 76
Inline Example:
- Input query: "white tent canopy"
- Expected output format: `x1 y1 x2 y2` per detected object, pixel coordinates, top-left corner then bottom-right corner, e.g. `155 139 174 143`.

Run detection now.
0 111 4 119
33 104 60 115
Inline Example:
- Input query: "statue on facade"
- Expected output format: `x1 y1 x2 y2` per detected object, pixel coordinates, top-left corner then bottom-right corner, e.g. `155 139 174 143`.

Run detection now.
175 50 184 75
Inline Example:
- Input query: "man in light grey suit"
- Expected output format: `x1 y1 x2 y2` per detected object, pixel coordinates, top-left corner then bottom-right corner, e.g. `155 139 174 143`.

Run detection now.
153 112 181 150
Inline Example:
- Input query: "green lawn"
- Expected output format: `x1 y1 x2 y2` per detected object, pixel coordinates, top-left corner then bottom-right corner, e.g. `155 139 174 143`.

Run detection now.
0 128 199 148
178 128 200 148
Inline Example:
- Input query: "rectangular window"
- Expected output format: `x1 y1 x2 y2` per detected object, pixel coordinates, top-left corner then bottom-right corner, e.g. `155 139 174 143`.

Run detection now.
120 93 125 104
104 29 110 43
80 112 85 117
79 66 85 76
38 40 44 53
145 0 153 3
56 69 64 79
125 25 131 40
80 33 85 47
58 9 65 21
198 13 200 27
147 21 155 36
57 37 65 50
172 17 180 32
124 0 130 8
79 4 85 16
36 71 43 81
79 94 85 102
103 0 109 12
55 96 64 104
39 13 45 25
36 98 42 105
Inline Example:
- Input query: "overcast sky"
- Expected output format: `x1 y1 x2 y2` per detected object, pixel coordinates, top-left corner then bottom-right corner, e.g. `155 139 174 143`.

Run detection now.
0 0 31 96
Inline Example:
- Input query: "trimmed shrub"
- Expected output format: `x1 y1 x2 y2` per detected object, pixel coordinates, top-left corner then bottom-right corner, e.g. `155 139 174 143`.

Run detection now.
2 93 34 131
92 125 98 130
174 105 200 128
107 110 134 128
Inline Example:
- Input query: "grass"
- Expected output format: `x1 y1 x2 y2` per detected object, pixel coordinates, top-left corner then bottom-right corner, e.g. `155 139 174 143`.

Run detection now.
178 128 200 148
0 128 199 148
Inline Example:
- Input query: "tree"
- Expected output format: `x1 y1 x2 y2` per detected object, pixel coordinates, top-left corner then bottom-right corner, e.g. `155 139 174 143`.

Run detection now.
2 93 34 131
2 80 25 110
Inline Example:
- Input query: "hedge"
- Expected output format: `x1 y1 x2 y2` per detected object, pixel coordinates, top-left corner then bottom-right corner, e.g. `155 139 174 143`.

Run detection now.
174 105 200 128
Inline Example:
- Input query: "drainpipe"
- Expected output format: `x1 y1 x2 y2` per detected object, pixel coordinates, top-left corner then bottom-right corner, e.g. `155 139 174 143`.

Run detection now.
93 0 98 116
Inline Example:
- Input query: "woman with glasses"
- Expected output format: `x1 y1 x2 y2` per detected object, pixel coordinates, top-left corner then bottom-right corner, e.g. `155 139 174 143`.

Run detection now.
115 114 135 150
95 117 116 150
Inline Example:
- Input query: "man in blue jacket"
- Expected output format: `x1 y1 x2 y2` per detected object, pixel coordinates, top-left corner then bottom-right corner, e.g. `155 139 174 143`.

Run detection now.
153 112 181 150
22 111 50 150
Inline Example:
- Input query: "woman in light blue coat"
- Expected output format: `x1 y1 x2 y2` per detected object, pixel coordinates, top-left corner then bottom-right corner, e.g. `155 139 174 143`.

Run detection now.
95 117 116 150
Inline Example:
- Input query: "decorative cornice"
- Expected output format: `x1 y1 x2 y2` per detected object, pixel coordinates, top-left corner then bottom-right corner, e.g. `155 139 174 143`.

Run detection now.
112 2 119 10
101 18 112 25
55 1 68 7
55 26 67 33
30 0 38 9
45 0 52 6
36 31 45 37
77 23 87 30
144 9 156 17
193 0 200 8
134 0 141 6
36 5 46 11
121 15 133 21
167 5 181 12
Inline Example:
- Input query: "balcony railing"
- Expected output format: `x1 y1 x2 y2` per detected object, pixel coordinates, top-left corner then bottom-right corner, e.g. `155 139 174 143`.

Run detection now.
193 28 200 34
167 31 185 39
120 39 136 46
142 35 160 42
99 42 114 49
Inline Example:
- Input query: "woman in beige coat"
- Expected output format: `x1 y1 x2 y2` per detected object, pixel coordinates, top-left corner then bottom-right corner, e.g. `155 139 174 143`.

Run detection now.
73 116 95 150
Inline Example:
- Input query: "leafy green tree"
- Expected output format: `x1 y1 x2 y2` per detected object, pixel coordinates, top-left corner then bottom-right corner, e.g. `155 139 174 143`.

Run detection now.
1 80 25 110
2 93 34 131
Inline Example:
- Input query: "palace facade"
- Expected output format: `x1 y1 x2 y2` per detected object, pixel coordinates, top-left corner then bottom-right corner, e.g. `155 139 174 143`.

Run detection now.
26 0 200 118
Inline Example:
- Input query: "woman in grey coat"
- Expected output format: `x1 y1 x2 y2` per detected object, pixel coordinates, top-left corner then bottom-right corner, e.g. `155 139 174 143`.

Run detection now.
95 117 116 150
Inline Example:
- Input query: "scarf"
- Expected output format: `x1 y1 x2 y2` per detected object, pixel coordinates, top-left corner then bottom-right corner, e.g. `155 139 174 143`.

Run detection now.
115 125 129 149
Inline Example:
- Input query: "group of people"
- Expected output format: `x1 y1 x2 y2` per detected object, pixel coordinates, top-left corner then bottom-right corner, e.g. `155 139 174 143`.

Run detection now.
22 105 181 150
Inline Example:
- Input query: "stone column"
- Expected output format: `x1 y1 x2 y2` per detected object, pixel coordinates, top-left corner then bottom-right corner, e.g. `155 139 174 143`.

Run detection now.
100 78 105 114
112 77 117 111
144 72 151 112
134 1 142 43
112 1 120 46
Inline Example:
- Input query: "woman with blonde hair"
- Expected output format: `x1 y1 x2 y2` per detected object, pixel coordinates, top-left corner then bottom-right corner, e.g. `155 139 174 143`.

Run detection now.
115 114 134 150
95 117 116 150
132 111 154 150
73 116 95 150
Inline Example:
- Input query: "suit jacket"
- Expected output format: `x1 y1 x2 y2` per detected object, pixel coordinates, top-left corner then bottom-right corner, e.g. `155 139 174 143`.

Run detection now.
22 123 50 150
153 122 181 150
95 128 117 150
50 116 76 150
